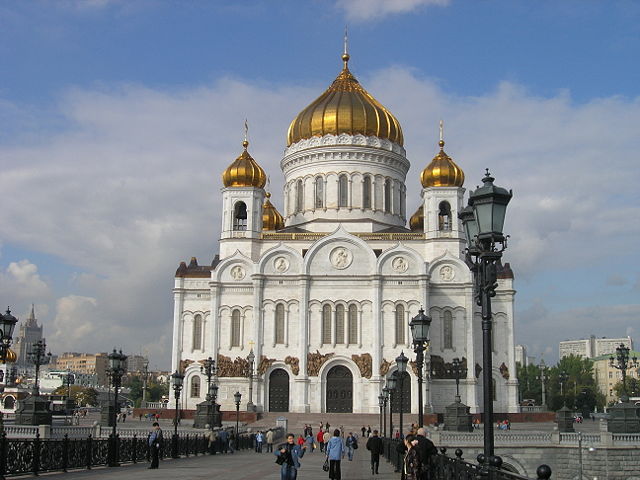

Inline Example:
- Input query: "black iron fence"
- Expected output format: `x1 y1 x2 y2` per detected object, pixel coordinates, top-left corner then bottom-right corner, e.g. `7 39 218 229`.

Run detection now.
380 438 552 480
0 428 269 478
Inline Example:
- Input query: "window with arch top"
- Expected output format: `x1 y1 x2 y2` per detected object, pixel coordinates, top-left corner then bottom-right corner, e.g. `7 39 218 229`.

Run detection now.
275 303 285 345
190 376 201 398
233 202 247 231
315 176 324 208
338 175 348 208
348 305 357 344
384 179 392 213
395 304 405 344
192 314 202 350
362 176 372 209
438 201 452 231
443 310 453 349
231 309 241 347
322 305 331 344
335 304 345 344
296 179 304 213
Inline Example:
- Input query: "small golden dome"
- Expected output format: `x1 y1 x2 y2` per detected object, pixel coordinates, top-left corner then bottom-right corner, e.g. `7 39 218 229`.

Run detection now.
409 205 424 232
4 348 17 364
222 140 267 188
420 139 465 188
262 193 284 231
287 54 403 147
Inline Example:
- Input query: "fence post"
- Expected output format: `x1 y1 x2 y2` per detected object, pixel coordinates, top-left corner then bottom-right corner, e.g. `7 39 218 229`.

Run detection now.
132 435 137 463
62 434 69 472
86 435 92 470
32 432 41 475
0 432 8 479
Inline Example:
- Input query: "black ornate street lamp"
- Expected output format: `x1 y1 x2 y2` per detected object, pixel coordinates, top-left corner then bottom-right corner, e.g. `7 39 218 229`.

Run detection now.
378 394 384 434
459 169 512 468
559 371 568 397
610 344 638 402
107 348 127 466
201 356 217 428
450 357 462 402
382 387 389 437
170 370 184 458
386 376 397 438
396 351 409 439
28 340 52 396
409 309 431 427
246 349 255 411
538 359 547 408
0 308 18 363
234 391 242 449
141 358 149 406
63 370 75 418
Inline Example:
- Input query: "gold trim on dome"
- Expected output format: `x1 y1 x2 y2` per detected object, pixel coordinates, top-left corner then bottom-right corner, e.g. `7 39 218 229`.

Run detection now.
222 140 267 188
262 192 284 231
3 348 17 363
287 53 403 147
409 205 424 232
420 139 465 188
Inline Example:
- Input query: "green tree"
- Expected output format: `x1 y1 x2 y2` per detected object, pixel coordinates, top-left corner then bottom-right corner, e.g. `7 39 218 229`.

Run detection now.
53 385 99 406
613 377 640 399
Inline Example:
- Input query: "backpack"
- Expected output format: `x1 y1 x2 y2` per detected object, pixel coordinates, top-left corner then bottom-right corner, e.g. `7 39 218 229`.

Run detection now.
352 437 358 449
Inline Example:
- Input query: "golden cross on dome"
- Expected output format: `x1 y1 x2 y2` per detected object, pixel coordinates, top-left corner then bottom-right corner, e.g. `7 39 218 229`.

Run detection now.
439 119 444 142
248 340 255 349
342 25 350 69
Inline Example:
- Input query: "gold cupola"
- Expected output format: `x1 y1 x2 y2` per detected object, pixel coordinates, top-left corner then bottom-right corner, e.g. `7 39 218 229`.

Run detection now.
262 193 284 231
222 139 267 188
4 348 17 364
287 51 403 147
409 205 424 232
420 125 464 188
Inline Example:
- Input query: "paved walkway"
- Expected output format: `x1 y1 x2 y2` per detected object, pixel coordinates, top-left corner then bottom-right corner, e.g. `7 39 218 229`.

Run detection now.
16 447 398 480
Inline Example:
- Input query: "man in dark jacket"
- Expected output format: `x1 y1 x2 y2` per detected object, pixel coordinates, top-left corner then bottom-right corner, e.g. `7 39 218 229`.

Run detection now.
415 427 437 480
148 422 163 469
365 429 383 474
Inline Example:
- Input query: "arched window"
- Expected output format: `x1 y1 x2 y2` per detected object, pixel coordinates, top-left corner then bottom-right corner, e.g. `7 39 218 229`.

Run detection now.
443 311 453 349
192 314 202 351
275 303 285 345
190 376 201 398
395 305 405 345
315 176 324 209
338 175 348 208
231 309 241 347
438 201 452 231
322 305 331 344
400 188 406 218
362 176 372 209
384 179 392 213
348 305 358 345
233 202 247 231
335 304 345 344
296 179 304 213
3 396 15 409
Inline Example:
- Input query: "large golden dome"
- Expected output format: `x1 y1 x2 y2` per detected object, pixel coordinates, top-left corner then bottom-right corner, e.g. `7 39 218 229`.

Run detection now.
262 193 284 231
222 140 267 188
409 205 424 232
420 139 465 188
287 54 403 147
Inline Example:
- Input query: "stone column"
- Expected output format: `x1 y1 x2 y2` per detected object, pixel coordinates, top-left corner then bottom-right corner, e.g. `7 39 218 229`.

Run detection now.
253 275 265 410
296 275 311 412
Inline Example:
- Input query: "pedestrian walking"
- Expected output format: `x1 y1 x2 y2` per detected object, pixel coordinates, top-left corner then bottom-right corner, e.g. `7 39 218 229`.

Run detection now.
148 422 163 469
219 429 229 453
361 426 366 437
206 429 218 455
305 432 315 452
275 432 306 480
317 429 325 452
402 434 422 480
322 430 331 453
415 428 437 480
345 432 357 461
366 425 372 437
266 429 275 452
366 429 383 475
256 430 264 452
326 429 344 480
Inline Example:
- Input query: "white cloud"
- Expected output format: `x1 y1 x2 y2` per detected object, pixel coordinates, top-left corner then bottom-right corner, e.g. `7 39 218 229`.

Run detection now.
0 260 50 302
335 0 450 21
1 65 639 367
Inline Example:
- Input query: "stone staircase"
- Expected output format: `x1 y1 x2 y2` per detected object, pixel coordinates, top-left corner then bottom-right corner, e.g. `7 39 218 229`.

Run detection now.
247 412 383 436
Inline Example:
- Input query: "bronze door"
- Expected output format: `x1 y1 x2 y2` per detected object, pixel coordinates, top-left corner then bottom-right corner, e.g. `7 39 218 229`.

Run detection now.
269 369 290 412
326 366 353 413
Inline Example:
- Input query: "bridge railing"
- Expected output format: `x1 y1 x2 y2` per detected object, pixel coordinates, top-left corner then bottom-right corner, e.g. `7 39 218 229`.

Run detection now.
380 438 552 480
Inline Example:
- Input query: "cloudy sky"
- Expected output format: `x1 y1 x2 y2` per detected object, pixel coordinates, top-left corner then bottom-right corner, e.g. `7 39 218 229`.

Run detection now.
1 0 639 369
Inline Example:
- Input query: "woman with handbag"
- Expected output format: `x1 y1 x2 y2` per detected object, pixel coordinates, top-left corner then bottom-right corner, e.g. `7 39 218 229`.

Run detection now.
325 429 344 480
275 433 306 480
402 434 422 480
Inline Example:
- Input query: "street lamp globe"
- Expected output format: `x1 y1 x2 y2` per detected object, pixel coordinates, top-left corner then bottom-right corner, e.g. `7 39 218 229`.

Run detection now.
171 370 184 389
396 351 409 374
0 308 18 343
108 349 126 372
378 394 385 408
468 170 512 243
234 391 242 406
458 205 479 251
409 309 431 346
387 374 397 392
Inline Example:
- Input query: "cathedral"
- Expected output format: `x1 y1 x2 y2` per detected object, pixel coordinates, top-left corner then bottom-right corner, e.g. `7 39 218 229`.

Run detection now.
171 49 519 415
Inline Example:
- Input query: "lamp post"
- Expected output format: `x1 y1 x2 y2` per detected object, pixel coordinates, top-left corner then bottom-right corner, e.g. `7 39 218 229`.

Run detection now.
0 308 18 364
450 357 462 402
410 309 431 427
201 356 217 428
246 349 255 411
234 391 242 449
387 376 397 438
609 343 638 402
141 358 149 406
170 370 184 458
459 169 512 467
63 370 75 420
559 371 568 397
382 387 389 437
107 349 127 467
396 351 409 439
28 340 52 396
378 394 384 434
538 359 547 408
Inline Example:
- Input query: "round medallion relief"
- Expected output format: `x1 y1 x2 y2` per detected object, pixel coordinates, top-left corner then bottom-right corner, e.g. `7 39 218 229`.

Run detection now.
273 256 289 273
439 265 455 282
330 247 353 270
230 265 245 280
392 256 409 273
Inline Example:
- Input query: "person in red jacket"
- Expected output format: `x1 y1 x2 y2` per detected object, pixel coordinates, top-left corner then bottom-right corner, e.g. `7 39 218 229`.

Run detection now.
317 429 325 452
297 435 305 446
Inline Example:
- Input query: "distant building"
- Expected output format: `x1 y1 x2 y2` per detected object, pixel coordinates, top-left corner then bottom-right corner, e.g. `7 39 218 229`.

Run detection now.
13 305 44 367
559 335 633 359
515 345 528 367
125 355 148 374
592 350 640 404
54 352 109 386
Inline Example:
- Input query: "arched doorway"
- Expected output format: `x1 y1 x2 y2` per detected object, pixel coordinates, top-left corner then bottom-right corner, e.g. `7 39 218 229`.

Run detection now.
326 365 353 413
269 369 289 412
391 371 411 413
